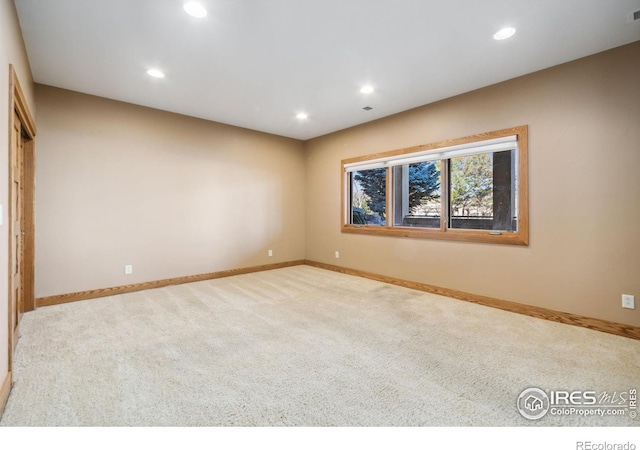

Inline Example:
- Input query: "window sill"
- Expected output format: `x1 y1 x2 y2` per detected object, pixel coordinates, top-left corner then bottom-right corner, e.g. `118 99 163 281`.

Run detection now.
341 224 528 246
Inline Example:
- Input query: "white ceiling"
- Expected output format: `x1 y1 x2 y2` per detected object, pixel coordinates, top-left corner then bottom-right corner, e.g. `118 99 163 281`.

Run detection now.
14 0 640 140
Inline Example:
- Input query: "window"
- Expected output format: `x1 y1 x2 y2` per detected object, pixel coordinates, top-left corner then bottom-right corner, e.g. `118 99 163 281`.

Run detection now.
349 168 386 226
342 126 528 245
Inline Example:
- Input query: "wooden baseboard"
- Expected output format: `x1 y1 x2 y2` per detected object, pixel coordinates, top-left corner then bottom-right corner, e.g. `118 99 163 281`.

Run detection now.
34 258 639 340
304 260 640 341
0 371 11 418
36 260 306 308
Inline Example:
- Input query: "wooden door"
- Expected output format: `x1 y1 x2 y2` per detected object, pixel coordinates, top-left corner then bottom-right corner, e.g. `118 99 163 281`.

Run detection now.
10 111 25 355
5 66 35 387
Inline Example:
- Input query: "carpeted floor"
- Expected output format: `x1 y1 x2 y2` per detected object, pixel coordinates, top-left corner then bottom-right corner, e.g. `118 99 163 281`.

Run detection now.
1 265 638 426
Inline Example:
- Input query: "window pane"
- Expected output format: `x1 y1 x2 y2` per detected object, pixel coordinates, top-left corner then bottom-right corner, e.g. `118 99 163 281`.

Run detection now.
448 150 517 232
393 162 441 228
350 168 386 226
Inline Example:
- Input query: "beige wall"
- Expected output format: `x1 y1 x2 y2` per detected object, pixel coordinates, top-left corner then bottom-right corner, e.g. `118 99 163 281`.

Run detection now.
305 41 640 327
35 85 305 298
1 0 35 385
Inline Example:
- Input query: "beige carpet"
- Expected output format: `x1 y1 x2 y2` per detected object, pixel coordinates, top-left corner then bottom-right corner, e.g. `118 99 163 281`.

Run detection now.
1 265 638 426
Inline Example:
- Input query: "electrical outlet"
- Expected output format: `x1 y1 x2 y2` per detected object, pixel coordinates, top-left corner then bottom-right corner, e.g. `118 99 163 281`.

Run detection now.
268 250 273 257
335 251 340 259
622 294 635 310
125 264 133 275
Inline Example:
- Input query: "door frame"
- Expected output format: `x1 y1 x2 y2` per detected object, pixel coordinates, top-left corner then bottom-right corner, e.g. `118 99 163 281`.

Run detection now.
7 65 36 372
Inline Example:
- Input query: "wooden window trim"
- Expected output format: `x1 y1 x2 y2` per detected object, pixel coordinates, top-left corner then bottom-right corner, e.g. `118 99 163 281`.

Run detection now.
341 125 529 246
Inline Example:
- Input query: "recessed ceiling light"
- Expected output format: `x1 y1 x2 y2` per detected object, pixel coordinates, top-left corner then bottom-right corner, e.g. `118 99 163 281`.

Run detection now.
146 69 165 78
183 1 207 18
493 27 516 40
296 112 308 120
360 85 374 94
